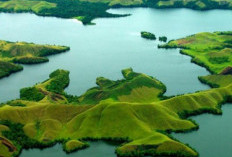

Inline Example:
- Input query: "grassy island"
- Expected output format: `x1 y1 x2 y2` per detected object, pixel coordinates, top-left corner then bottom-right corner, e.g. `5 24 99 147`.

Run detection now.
159 31 232 74
0 40 69 78
141 31 156 40
1 68 232 157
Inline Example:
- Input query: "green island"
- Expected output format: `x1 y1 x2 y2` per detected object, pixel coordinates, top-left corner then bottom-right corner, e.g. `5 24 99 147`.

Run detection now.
1 67 232 157
141 31 156 40
1 0 232 24
0 40 69 78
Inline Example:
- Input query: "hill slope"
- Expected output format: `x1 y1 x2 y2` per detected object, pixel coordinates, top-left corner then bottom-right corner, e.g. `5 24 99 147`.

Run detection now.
1 68 232 156
0 40 69 78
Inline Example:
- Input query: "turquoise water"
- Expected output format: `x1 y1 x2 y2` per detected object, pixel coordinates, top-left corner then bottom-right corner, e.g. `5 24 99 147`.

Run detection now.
3 8 231 102
173 104 232 157
21 141 117 157
1 8 232 157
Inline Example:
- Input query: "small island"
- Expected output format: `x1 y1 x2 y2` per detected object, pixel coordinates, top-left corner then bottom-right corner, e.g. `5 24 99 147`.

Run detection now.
0 40 69 78
1 68 232 157
159 36 167 42
141 31 156 40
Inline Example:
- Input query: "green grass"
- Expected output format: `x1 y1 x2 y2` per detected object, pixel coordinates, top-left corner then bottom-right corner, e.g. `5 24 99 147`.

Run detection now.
2 68 232 156
199 74 232 88
0 40 69 78
78 68 166 104
63 140 89 153
159 31 232 74
0 0 56 13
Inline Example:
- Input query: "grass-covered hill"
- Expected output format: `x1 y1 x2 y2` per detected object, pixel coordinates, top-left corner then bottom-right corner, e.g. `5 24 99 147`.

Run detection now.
1 68 232 157
159 31 232 74
78 68 166 104
0 40 69 78
1 0 232 24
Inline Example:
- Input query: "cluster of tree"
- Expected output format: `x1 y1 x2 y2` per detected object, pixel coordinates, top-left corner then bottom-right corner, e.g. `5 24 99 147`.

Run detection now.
31 0 122 24
209 56 230 64
20 87 45 101
144 0 232 10
141 31 156 40
159 36 167 42
1 121 39 149
13 57 49 64
46 69 70 94
0 61 23 78
178 107 221 119
117 145 196 157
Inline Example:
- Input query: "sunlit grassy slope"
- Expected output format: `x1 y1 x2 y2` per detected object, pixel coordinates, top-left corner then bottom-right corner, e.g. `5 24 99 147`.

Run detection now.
1 68 232 157
0 0 56 13
0 40 69 78
78 68 166 104
159 31 232 74
199 74 232 88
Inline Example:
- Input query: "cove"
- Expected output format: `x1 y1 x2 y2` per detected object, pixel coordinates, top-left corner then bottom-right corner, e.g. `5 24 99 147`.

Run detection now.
20 141 117 157
172 103 232 157
4 8 232 102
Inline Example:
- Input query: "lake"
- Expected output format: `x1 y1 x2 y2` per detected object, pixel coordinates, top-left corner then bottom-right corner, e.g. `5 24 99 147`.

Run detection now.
1 7 232 157
173 103 232 157
21 141 117 157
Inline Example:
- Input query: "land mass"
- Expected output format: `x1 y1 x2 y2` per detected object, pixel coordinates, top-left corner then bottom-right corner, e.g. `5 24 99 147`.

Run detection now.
1 68 232 157
0 40 69 78
159 31 232 95
0 0 232 24
141 31 156 40
159 31 232 74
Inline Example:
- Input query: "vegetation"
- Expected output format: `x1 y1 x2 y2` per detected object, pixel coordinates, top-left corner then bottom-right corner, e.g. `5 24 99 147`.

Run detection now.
1 68 232 156
144 0 232 10
141 31 156 40
159 31 232 74
199 74 232 88
159 36 167 42
0 0 126 25
0 40 69 78
1 0 232 24
46 69 70 94
78 68 166 104
0 60 23 78
63 140 89 153
20 87 45 101
13 56 49 64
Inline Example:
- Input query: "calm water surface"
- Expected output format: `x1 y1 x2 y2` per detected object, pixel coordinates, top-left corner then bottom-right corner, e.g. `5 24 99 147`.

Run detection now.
3 8 230 102
21 141 117 157
1 8 232 157
173 104 232 157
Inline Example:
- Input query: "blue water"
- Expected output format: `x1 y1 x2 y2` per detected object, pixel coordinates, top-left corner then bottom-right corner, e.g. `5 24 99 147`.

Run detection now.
173 104 232 157
1 8 232 157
